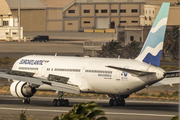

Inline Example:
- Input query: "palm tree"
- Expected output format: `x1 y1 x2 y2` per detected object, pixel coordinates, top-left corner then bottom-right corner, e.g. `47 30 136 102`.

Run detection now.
61 101 107 120
123 41 141 59
97 40 123 58
171 0 180 6
164 26 179 60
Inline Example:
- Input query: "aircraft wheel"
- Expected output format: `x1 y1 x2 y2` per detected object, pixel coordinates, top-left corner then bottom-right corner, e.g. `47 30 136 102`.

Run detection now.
109 99 114 106
53 99 57 106
26 98 30 104
64 99 69 106
22 99 26 104
114 99 119 106
57 99 63 106
120 99 125 106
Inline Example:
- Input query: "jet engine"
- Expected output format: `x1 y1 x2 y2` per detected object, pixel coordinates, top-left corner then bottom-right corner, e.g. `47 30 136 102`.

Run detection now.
10 81 36 98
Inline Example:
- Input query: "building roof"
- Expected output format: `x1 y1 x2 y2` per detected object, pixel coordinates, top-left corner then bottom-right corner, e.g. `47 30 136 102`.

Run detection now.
5 0 46 9
40 0 74 8
147 0 177 5
0 0 12 15
40 0 148 8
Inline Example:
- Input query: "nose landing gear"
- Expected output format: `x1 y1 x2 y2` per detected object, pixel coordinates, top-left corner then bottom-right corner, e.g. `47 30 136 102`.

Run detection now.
22 98 30 104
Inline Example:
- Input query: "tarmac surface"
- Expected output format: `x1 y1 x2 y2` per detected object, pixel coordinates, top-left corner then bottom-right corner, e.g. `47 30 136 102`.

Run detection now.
0 95 178 120
24 31 117 42
0 41 83 58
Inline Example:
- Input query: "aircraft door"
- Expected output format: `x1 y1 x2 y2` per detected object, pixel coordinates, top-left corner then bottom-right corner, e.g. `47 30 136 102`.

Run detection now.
81 66 86 78
116 71 120 80
40 61 47 77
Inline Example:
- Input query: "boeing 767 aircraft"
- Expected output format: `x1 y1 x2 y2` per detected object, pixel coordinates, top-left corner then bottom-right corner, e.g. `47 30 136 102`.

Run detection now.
0 2 179 106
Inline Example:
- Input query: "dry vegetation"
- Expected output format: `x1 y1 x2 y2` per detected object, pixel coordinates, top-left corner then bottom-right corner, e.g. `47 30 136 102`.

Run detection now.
0 85 178 101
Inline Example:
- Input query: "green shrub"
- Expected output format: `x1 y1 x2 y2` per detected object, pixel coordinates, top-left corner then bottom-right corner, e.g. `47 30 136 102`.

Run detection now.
150 94 156 97
161 59 170 62
172 59 179 62
61 101 107 120
53 116 59 120
157 92 165 97
171 115 178 120
160 65 179 71
20 110 27 120
171 91 179 97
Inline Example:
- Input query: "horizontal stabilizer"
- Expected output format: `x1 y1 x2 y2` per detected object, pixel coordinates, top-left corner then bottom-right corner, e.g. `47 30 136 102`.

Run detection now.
106 66 156 76
153 77 179 86
165 70 180 78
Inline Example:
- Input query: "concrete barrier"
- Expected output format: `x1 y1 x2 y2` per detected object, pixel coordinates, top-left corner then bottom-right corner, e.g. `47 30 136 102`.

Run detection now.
84 29 94 33
106 29 115 33
94 29 104 33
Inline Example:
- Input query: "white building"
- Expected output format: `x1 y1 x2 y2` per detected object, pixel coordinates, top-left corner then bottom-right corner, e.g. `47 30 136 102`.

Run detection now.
0 0 23 41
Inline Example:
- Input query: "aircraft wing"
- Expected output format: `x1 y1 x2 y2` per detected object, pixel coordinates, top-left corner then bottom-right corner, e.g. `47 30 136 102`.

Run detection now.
0 71 80 94
106 66 156 76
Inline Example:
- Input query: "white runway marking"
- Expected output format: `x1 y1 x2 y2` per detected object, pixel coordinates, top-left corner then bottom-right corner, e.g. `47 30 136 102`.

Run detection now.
0 107 175 117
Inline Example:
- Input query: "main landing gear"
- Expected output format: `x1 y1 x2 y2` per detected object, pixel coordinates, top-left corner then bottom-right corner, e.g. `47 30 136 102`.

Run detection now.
108 94 127 106
22 98 30 104
53 91 69 106
109 98 125 106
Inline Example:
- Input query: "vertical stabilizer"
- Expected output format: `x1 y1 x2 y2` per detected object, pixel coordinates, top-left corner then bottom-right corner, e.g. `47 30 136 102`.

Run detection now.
135 3 170 67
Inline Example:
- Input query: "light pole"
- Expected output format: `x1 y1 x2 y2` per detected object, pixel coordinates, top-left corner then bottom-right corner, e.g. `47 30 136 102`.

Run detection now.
178 25 180 120
18 0 20 42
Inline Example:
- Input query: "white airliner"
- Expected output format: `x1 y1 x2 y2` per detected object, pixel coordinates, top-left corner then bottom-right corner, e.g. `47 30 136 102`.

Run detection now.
0 2 179 106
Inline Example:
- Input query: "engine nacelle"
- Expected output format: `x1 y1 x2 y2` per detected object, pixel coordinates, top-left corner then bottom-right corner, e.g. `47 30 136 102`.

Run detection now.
10 81 36 98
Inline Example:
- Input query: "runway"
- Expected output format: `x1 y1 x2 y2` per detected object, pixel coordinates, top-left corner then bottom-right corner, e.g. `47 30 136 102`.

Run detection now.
0 95 178 120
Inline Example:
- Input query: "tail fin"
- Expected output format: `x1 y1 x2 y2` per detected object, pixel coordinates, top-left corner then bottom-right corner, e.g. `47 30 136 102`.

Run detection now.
135 3 170 67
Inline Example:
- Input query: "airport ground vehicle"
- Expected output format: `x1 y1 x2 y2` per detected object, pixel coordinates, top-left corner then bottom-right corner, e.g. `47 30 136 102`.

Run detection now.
31 35 49 42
